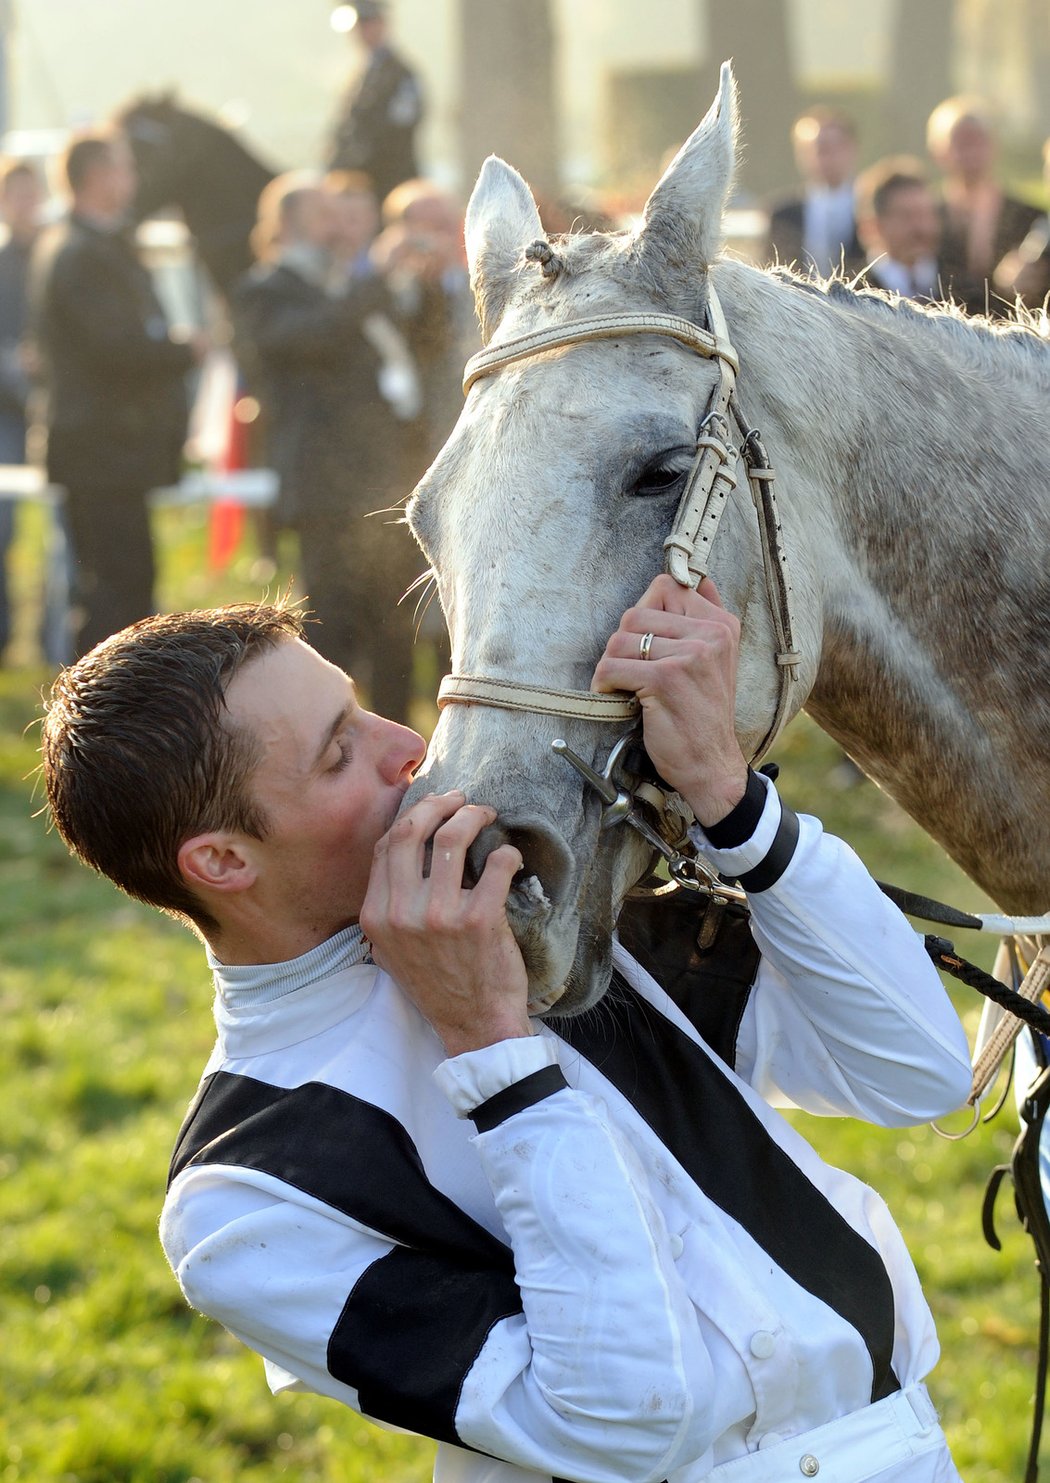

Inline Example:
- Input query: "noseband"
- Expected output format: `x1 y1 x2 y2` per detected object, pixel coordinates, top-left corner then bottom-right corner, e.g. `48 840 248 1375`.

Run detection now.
437 283 801 764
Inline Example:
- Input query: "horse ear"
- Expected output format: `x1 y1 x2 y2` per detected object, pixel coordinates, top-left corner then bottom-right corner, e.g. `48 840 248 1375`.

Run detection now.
633 61 739 288
465 155 544 342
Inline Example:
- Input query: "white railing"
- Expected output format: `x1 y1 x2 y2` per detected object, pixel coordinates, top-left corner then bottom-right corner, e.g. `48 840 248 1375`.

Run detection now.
0 465 278 507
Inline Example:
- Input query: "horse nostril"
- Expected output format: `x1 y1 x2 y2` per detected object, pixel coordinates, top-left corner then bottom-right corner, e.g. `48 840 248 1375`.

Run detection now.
465 814 574 914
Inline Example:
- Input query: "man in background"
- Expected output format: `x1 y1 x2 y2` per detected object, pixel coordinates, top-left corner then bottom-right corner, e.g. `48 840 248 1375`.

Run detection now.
765 106 866 278
233 171 421 724
29 130 205 657
372 178 476 476
926 95 1039 317
0 160 44 663
326 0 423 208
855 157 944 302
994 135 1050 310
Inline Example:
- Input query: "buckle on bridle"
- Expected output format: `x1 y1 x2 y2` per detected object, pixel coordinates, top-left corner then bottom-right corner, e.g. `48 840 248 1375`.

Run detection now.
551 731 746 903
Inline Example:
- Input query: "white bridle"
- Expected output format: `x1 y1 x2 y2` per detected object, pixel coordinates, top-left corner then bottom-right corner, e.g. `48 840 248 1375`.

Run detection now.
436 285 801 762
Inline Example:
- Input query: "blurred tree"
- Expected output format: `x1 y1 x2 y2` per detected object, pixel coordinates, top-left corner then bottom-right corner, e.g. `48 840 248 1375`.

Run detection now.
1019 0 1050 146
700 0 799 199
883 0 956 156
457 0 559 200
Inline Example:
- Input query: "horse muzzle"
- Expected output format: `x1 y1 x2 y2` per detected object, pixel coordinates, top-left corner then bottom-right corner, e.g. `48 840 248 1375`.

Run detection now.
463 810 580 1010
401 761 614 1012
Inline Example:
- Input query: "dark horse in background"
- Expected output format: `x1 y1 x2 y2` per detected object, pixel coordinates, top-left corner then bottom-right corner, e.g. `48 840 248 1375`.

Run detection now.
115 94 276 296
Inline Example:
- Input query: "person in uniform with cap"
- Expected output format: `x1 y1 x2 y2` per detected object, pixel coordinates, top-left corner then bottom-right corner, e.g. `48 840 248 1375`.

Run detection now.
326 1 424 208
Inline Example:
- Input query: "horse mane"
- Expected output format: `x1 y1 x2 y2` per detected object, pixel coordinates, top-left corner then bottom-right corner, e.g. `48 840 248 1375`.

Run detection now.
509 225 1050 399
765 261 1050 389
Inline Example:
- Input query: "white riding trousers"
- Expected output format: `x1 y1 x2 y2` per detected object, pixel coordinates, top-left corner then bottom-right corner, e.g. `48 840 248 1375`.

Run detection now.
433 1386 960 1483
702 1385 960 1483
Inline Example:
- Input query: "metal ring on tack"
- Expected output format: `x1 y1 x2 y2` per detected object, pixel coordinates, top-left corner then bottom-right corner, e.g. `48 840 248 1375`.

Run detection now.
639 631 655 661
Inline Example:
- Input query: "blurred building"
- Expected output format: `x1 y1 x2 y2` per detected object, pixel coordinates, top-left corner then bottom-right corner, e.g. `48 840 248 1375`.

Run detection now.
7 0 1048 207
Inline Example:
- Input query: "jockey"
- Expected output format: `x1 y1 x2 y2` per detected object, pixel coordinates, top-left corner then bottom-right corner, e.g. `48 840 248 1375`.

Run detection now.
40 582 971 1483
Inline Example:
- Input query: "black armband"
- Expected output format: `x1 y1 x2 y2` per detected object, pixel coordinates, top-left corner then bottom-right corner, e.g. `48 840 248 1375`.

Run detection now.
703 766 799 893
703 766 768 848
470 1064 569 1133
737 804 800 892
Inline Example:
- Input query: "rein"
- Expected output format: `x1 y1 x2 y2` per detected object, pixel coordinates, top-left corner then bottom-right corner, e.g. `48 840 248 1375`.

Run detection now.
437 285 801 764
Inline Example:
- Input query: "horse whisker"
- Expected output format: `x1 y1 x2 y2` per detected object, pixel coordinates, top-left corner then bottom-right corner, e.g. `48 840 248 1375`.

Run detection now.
401 567 437 600
364 504 410 521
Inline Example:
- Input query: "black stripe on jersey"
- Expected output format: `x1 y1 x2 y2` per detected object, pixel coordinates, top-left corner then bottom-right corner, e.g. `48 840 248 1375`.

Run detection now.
169 1070 512 1268
551 973 900 1404
169 1071 523 1444
331 1245 522 1444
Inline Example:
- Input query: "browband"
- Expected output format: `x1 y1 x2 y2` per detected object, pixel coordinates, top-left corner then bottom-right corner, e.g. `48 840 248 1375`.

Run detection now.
463 311 739 394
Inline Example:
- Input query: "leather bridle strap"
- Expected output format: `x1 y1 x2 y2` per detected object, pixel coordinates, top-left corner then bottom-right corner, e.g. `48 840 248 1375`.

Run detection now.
662 286 738 588
462 311 739 394
446 288 800 753
437 674 639 723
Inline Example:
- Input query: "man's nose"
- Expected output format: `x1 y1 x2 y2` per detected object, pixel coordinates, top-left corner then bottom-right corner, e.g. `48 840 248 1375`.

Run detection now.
383 722 426 781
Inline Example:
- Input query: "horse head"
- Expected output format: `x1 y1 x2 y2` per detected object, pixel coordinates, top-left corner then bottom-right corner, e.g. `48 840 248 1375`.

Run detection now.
117 93 188 221
405 64 817 1014
116 93 275 294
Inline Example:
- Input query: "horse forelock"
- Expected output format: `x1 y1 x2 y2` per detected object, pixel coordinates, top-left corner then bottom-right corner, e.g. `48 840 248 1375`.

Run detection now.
479 227 715 346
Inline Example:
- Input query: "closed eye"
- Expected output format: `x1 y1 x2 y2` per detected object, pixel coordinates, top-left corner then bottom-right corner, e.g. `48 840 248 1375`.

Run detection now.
328 737 353 773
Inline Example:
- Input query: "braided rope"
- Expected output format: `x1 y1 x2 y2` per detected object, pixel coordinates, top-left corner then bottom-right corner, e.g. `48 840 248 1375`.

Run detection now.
925 934 1050 1036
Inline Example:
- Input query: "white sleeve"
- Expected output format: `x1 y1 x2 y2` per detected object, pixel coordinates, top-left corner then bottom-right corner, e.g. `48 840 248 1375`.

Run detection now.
693 779 972 1124
440 1057 720 1480
161 1055 722 1483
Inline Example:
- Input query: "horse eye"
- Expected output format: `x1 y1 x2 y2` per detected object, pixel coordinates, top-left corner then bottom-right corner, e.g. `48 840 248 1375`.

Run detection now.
631 462 689 499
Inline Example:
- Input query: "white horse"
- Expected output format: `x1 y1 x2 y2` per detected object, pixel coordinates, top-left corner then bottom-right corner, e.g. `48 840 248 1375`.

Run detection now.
405 64 1050 1014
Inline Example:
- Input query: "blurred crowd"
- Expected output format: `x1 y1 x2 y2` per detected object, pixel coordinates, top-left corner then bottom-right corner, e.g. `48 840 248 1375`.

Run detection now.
1 0 1049 721
762 96 1049 312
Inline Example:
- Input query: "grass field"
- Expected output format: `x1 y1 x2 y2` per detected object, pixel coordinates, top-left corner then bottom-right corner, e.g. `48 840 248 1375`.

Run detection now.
1 498 1045 1481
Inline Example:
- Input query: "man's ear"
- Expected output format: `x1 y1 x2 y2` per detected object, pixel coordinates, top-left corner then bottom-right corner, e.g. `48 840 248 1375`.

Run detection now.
177 833 258 896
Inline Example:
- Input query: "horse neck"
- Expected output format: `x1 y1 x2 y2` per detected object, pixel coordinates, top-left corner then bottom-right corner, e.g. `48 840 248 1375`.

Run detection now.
716 261 1050 911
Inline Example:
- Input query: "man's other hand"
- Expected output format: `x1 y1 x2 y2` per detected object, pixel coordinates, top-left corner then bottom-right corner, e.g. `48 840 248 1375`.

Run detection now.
360 792 533 1057
591 574 749 828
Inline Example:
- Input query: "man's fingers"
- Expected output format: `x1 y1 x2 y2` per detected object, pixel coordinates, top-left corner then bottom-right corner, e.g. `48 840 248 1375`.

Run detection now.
617 584 733 644
630 572 724 615
468 842 527 919
372 791 466 904
696 575 725 608
470 842 525 912
626 574 683 617
404 802 493 886
380 790 464 856
424 804 499 905
592 654 659 696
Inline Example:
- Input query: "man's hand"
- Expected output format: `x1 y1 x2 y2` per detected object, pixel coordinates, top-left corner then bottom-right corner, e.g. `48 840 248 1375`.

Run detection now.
591 574 749 828
360 792 532 1058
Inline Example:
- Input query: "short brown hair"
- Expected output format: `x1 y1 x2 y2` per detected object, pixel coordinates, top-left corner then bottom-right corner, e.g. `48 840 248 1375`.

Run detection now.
41 603 305 932
250 169 322 261
855 155 930 222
